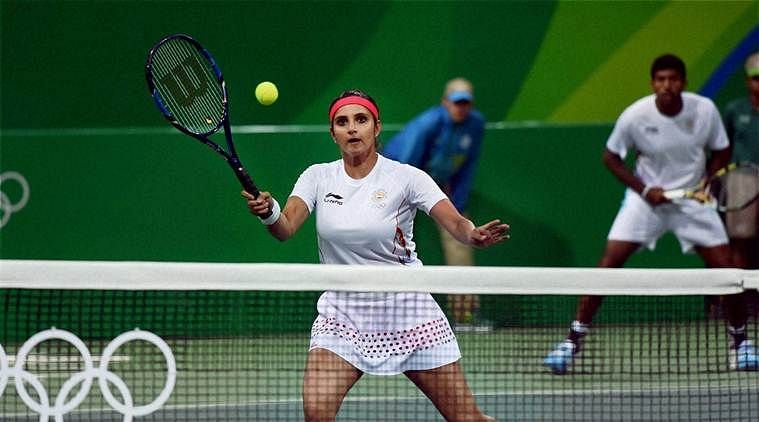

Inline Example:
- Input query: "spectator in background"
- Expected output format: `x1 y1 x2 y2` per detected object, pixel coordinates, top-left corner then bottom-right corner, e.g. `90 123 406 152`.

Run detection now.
721 51 759 270
543 53 758 375
382 78 487 331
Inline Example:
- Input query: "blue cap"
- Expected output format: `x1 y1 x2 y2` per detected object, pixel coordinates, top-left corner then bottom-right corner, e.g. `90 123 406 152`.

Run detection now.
447 90 473 103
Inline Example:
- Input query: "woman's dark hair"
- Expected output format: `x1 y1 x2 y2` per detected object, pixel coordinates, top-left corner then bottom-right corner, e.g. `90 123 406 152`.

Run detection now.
650 54 686 80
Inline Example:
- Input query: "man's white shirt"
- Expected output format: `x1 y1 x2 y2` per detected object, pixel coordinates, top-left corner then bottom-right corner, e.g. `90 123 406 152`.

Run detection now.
606 92 729 191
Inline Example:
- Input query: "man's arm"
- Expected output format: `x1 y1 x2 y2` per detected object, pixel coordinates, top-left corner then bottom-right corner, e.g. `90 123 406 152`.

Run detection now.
602 148 645 194
602 148 668 205
706 147 731 178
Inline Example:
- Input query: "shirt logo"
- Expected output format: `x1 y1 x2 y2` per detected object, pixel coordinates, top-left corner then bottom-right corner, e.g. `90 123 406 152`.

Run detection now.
684 119 694 133
324 192 344 205
644 126 658 134
459 134 472 149
371 189 387 209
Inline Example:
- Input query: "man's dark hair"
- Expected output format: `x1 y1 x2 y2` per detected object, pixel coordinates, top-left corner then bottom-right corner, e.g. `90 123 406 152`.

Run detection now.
650 54 686 80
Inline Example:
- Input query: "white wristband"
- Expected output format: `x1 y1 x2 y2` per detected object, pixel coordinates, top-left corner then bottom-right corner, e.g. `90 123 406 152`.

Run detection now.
641 185 652 198
259 198 281 225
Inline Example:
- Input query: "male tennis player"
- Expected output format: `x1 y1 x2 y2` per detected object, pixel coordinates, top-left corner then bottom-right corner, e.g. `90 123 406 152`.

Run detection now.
544 53 759 374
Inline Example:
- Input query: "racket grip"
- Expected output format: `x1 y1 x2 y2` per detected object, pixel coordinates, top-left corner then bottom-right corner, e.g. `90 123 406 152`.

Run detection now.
229 161 259 196
230 161 272 218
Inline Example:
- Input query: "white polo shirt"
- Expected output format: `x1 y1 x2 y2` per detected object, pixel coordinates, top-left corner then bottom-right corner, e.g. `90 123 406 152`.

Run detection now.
606 92 729 191
291 154 447 265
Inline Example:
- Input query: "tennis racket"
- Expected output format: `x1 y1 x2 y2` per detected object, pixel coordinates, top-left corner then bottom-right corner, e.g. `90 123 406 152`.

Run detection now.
664 162 759 212
145 34 268 213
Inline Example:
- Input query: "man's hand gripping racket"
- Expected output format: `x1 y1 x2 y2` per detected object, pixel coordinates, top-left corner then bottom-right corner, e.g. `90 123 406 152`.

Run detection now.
663 163 759 212
145 33 271 218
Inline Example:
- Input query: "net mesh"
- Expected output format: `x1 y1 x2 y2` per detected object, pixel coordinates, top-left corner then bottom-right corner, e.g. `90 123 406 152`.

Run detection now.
1 260 758 421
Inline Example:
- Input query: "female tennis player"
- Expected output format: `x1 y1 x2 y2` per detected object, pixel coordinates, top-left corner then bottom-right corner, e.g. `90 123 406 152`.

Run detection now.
242 89 508 421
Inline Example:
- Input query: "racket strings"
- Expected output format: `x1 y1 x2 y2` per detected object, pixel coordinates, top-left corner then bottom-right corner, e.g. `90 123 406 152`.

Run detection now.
721 166 759 210
150 39 224 135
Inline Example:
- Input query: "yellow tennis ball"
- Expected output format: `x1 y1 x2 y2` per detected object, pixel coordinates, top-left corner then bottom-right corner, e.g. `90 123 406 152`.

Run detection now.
255 81 278 106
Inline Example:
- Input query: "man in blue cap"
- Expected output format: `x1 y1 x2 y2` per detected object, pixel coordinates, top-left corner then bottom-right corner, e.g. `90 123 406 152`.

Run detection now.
383 77 487 330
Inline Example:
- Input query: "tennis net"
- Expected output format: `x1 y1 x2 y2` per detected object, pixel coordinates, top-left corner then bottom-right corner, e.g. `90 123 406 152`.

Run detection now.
1 260 758 421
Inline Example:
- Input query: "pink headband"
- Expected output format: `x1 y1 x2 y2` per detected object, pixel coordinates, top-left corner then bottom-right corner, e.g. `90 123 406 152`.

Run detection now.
328 96 380 122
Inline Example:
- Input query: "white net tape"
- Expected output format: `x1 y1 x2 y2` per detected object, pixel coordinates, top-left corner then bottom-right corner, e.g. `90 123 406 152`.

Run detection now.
2 259 756 295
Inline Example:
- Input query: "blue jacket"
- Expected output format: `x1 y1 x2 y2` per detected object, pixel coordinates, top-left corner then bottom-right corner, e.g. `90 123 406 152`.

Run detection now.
382 105 485 211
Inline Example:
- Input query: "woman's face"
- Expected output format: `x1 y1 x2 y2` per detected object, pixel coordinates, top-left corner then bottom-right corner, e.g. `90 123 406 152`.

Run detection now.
330 104 381 157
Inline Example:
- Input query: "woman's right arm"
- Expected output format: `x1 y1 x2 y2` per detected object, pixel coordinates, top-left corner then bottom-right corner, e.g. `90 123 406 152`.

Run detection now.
242 191 310 241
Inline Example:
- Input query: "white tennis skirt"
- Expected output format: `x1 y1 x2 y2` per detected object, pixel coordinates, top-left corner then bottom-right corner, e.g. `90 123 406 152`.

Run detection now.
309 291 461 375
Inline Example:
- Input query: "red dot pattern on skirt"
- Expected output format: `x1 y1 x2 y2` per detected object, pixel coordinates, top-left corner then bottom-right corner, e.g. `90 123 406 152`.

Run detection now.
311 317 455 359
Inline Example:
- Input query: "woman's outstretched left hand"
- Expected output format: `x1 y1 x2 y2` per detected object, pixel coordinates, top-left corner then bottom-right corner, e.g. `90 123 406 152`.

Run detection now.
469 219 510 248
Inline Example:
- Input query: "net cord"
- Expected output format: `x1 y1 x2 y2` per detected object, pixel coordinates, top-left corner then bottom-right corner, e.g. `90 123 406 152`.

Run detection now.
1 260 756 295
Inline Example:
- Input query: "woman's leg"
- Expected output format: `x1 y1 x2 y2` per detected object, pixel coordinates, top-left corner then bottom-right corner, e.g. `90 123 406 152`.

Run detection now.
405 361 494 421
302 348 363 422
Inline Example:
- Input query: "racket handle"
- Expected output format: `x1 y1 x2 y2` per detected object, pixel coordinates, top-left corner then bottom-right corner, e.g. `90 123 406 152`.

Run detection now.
229 159 272 218
237 171 260 197
228 159 258 195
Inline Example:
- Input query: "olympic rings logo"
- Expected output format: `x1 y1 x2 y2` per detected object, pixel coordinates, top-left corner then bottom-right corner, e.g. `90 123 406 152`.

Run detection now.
0 328 176 421
0 171 30 229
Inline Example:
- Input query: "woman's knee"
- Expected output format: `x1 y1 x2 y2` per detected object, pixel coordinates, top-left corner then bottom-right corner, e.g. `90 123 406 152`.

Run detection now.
302 394 339 422
302 349 361 421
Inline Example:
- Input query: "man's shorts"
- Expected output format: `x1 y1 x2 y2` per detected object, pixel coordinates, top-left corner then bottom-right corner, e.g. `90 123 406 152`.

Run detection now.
608 189 728 253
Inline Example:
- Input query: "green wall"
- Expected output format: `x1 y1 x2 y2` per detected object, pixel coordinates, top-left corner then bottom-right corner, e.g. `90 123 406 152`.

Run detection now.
2 1 755 129
0 125 709 268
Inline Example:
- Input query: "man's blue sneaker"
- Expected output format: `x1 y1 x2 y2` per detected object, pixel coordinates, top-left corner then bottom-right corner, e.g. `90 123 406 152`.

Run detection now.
731 340 759 371
544 340 576 375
